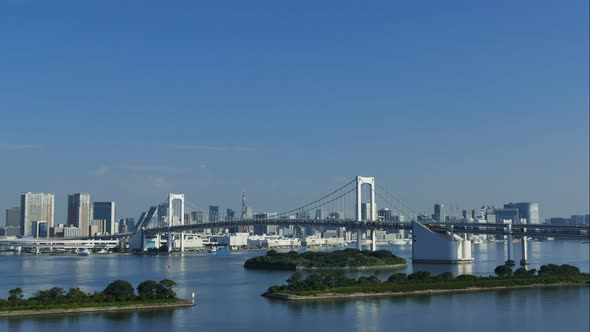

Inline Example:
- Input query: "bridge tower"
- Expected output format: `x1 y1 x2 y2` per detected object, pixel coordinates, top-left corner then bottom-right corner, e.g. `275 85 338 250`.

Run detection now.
167 193 185 252
355 176 377 251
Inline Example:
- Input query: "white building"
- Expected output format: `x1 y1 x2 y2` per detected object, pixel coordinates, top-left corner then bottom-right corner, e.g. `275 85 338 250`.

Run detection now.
21 192 54 237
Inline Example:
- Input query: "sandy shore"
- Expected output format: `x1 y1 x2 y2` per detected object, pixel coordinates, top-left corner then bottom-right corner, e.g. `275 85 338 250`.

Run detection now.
263 283 589 301
0 300 194 319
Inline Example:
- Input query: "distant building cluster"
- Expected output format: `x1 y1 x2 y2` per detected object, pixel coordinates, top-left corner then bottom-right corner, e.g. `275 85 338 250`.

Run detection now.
546 214 590 226
1 192 135 238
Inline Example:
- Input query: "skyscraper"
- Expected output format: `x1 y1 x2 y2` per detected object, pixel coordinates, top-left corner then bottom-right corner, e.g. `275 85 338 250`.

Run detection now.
433 203 445 222
503 202 539 224
5 207 21 236
67 193 91 237
93 202 116 234
20 192 54 237
5 207 20 228
209 205 219 222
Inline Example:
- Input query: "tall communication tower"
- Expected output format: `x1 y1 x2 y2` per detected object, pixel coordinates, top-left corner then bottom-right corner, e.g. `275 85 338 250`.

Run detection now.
241 191 246 220
241 191 249 232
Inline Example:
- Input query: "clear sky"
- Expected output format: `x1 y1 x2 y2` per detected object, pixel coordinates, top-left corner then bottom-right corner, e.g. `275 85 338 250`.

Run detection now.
1 0 588 225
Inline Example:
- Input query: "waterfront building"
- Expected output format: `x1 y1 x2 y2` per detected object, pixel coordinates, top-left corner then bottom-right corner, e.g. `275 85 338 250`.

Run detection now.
90 219 108 236
191 211 204 224
315 209 322 220
5 207 21 235
495 208 519 224
33 221 48 238
462 209 475 220
433 203 445 222
67 193 91 237
93 202 116 234
570 215 590 226
226 209 236 221
209 205 219 222
20 192 54 237
504 202 539 224
63 226 82 238
378 208 393 221
118 218 135 233
158 203 168 225
328 212 344 220
547 217 570 225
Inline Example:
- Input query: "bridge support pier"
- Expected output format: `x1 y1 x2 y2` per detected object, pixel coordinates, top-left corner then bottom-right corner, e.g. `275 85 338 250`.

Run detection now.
356 228 362 250
180 231 185 253
370 228 377 252
167 230 172 253
505 224 514 265
520 236 528 265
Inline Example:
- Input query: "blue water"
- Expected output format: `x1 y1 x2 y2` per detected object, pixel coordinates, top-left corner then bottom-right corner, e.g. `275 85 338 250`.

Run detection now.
0 241 588 332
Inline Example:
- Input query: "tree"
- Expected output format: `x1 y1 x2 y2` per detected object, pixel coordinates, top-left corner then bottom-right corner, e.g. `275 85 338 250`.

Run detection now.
137 280 159 299
387 273 407 283
436 272 454 281
103 280 135 301
494 265 513 277
157 279 177 299
408 271 432 281
66 287 88 301
514 267 529 276
266 249 278 256
8 288 23 301
456 274 478 281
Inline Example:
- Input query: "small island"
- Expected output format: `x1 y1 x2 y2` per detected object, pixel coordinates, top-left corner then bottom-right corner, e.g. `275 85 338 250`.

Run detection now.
0 279 193 318
263 264 590 300
244 249 407 271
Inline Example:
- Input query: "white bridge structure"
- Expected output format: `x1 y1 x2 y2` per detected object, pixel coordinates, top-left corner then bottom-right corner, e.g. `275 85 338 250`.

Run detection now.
0 238 119 251
125 176 589 265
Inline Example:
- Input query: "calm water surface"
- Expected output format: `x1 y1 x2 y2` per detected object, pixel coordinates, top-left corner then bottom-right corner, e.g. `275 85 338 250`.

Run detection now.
1 241 588 332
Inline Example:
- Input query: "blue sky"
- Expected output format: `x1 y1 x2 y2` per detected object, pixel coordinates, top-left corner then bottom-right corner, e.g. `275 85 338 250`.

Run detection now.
1 0 588 224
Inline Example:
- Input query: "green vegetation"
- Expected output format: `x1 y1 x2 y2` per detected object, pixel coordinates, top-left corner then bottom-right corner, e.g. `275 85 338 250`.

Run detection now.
0 279 181 312
264 264 590 297
244 249 406 270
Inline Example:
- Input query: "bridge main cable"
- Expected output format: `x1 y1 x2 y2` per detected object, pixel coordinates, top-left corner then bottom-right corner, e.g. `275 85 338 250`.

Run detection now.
277 178 357 217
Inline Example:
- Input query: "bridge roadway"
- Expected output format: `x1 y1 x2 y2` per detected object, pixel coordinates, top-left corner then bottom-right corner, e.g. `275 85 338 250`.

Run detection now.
0 238 119 249
137 219 589 239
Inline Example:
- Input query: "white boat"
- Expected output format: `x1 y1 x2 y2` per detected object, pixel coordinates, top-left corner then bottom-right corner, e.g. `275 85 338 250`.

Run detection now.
390 239 411 245
78 249 90 256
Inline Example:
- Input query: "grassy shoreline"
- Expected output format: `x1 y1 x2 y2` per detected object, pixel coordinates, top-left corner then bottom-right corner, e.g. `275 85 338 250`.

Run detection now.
0 299 193 318
244 248 407 270
263 283 589 301
263 263 590 301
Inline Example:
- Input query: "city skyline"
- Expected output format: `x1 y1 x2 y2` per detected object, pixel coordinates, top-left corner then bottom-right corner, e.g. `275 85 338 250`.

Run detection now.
1 1 588 224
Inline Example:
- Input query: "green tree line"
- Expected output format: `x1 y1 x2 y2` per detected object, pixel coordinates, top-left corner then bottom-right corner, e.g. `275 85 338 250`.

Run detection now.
266 263 589 296
245 248 406 270
1 279 178 310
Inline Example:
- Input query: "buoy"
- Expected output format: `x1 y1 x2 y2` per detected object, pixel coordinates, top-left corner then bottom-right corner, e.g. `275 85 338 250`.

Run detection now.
192 292 195 305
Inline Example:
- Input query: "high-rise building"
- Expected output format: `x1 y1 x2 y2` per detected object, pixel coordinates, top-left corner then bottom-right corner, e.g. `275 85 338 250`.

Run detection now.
433 203 445 222
495 208 519 224
226 209 236 221
378 208 393 221
503 202 539 224
462 209 475 220
20 192 54 237
315 209 322 220
5 207 20 229
209 206 219 222
93 202 116 234
118 218 135 233
191 211 204 224
67 193 91 237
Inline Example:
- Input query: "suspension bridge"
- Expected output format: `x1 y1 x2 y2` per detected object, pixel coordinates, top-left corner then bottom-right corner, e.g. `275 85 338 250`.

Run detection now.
124 176 589 264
